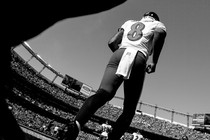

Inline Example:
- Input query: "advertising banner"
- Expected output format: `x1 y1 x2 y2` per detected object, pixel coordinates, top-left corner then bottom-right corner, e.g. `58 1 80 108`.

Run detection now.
204 114 210 126
62 74 92 97
192 114 205 126
80 84 92 96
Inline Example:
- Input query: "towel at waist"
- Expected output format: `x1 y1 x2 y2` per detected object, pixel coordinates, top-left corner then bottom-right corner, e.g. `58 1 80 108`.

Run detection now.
116 48 138 79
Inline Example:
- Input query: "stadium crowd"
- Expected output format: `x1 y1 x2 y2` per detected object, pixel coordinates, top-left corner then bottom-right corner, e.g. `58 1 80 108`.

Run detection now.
6 49 210 140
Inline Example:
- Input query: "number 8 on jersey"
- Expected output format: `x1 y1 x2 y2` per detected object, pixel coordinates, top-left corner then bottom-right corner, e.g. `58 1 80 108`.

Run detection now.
127 22 145 41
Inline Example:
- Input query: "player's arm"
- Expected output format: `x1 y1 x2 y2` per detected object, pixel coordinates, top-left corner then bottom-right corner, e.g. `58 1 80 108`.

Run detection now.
108 28 124 52
146 28 167 73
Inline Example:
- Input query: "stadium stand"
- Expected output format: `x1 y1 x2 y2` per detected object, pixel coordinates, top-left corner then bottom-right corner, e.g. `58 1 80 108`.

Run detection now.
2 43 209 140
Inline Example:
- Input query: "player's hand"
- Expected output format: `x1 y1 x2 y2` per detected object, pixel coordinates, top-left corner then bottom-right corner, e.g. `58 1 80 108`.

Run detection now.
146 63 156 74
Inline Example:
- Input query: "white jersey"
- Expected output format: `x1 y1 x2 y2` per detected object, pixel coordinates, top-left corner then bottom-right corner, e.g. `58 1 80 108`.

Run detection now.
101 123 112 137
132 132 143 140
119 17 166 59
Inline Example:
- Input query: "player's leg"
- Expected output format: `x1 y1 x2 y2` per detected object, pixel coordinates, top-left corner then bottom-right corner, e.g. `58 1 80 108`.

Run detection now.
108 52 146 140
75 49 125 126
60 49 125 140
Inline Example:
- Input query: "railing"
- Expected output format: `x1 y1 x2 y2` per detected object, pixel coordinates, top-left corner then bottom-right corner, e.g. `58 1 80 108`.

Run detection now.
114 96 193 128
14 41 193 128
20 42 64 79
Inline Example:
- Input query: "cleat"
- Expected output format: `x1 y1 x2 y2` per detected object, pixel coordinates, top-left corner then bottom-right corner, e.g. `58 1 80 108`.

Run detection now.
58 121 79 140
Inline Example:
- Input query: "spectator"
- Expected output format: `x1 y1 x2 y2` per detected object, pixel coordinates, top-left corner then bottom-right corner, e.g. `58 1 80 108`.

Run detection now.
180 135 188 140
53 126 60 136
100 121 112 140
132 130 143 140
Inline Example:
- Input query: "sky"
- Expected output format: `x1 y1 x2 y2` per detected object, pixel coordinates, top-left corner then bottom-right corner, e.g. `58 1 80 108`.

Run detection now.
14 0 210 126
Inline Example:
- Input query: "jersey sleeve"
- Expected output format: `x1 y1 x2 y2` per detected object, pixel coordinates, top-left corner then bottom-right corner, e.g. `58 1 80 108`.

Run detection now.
156 22 166 32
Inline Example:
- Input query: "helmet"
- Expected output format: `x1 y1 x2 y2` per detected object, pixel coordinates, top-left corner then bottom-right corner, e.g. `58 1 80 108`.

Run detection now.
143 11 160 21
